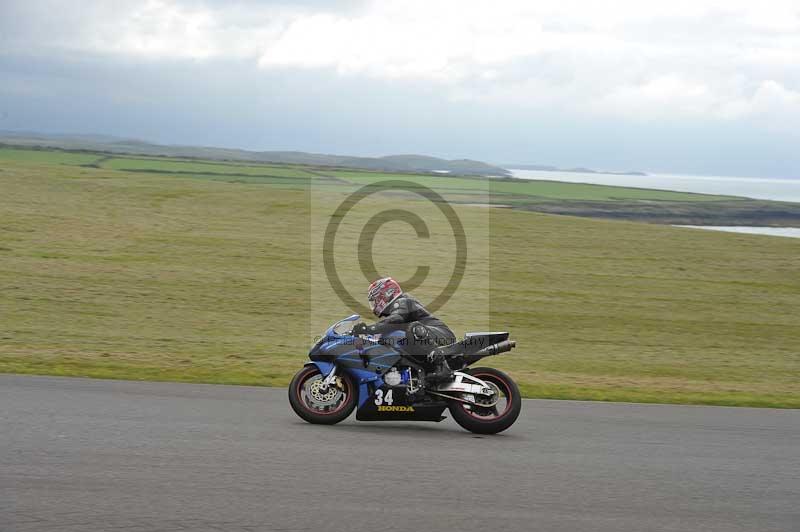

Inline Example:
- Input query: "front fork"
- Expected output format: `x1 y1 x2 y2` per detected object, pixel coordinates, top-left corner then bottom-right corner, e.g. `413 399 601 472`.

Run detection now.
319 364 338 389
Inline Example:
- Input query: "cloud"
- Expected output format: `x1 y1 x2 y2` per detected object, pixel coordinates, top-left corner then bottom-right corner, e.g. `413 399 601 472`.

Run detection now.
744 80 800 119
1 0 799 176
0 0 359 60
592 77 800 123
254 0 800 124
3 0 799 122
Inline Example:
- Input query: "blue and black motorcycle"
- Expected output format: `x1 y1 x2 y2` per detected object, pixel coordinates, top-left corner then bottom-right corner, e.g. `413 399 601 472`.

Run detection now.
288 315 521 434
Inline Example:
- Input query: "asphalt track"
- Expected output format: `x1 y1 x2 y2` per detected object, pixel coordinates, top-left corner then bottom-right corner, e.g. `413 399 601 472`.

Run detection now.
2 375 798 532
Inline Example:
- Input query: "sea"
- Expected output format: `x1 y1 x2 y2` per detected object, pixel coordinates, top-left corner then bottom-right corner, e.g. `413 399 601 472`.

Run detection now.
510 169 800 239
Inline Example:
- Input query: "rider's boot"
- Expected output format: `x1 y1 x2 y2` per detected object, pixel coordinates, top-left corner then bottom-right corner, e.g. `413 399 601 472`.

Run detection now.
424 358 454 387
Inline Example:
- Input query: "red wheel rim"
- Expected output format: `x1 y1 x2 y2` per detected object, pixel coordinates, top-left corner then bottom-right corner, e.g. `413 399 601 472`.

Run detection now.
460 372 513 421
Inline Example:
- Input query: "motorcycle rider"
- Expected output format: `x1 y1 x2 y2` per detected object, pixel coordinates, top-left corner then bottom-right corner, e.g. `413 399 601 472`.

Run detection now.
352 277 457 383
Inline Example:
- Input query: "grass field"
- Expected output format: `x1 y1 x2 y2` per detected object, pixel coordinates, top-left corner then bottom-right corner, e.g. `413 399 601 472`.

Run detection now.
1 147 799 407
324 169 735 202
3 147 737 200
102 156 318 179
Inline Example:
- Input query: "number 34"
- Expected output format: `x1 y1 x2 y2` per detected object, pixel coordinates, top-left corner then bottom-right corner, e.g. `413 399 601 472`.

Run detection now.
374 389 394 406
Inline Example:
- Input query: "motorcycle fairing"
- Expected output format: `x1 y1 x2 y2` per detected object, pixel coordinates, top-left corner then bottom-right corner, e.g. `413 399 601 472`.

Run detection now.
355 381 447 422
304 363 447 420
306 314 445 419
308 314 403 376
305 361 383 409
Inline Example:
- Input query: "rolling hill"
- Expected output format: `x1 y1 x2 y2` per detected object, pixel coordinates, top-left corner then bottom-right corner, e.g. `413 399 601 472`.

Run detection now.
0 131 509 177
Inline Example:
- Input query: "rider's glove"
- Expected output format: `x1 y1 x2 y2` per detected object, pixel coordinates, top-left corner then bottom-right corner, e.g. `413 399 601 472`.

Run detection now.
352 323 369 336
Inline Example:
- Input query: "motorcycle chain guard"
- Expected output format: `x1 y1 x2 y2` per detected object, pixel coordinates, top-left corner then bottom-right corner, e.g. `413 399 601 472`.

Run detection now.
429 371 495 396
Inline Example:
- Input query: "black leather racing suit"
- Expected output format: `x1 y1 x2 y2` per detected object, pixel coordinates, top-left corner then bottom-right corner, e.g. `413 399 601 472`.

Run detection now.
362 294 456 357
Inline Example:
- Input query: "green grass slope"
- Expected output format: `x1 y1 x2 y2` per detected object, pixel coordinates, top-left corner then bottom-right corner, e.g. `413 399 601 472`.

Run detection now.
1 150 799 407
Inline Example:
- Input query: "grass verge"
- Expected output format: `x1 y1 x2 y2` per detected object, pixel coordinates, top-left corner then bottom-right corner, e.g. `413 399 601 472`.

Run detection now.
1 150 799 408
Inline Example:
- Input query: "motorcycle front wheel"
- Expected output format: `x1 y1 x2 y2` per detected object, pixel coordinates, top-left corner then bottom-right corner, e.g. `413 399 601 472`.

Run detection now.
288 365 357 425
448 367 522 434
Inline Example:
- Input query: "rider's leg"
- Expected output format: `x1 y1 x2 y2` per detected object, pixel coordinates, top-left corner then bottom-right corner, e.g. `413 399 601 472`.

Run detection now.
411 324 457 385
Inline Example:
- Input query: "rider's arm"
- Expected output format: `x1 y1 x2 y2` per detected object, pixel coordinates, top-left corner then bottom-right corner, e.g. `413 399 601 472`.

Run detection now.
363 299 410 334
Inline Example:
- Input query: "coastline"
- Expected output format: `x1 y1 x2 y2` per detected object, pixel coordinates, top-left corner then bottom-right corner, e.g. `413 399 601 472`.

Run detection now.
509 168 800 203
506 169 800 228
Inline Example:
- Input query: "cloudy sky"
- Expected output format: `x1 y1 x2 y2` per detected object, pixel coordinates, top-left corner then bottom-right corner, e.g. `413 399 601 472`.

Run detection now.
1 0 799 177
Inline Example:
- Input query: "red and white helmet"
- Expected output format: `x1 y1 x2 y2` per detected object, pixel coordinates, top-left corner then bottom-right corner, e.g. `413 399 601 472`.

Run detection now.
367 277 403 316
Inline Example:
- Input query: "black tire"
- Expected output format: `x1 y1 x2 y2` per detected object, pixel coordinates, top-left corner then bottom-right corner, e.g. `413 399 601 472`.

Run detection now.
448 367 521 434
288 365 357 425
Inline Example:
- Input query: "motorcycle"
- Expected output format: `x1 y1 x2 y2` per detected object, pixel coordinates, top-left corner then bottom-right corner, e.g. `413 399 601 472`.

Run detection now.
288 315 521 434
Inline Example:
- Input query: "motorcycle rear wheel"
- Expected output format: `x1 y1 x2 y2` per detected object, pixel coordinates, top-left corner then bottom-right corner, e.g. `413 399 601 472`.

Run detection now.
448 367 521 434
288 365 357 425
